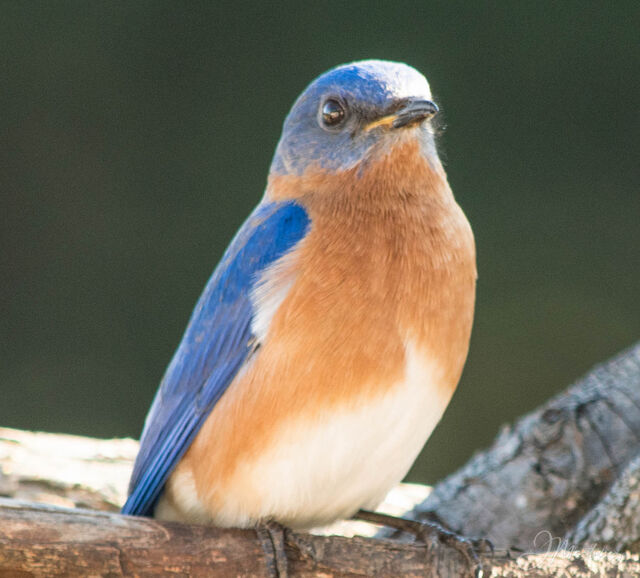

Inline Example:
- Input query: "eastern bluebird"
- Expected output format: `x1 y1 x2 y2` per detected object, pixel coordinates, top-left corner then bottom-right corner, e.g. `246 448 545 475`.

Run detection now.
122 60 476 531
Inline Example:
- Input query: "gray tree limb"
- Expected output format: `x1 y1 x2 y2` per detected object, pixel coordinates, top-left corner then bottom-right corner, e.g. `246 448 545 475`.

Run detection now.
403 341 640 551
567 452 640 552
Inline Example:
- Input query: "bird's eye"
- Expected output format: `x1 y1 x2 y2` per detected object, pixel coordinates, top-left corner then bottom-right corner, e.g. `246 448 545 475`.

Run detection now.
320 99 346 128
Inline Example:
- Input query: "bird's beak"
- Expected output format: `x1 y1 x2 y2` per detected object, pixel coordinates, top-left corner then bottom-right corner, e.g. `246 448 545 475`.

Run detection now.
364 98 439 132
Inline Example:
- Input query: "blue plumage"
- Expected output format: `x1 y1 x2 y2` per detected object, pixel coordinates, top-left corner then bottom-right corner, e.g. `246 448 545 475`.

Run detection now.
122 200 310 516
271 60 433 175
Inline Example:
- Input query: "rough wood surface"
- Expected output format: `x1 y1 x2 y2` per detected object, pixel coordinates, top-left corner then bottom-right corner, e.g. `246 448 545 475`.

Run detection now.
401 341 640 551
567 452 640 553
1 498 639 577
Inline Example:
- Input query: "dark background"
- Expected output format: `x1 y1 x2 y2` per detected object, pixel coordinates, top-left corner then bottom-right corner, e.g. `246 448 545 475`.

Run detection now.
2 2 638 484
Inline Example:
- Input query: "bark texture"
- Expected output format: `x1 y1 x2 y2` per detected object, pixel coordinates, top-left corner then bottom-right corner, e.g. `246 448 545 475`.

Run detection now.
1 498 639 577
401 342 640 551
567 452 640 553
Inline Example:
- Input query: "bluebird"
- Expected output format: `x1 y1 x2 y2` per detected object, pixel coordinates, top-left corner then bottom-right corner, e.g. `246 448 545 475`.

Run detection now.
122 60 476 532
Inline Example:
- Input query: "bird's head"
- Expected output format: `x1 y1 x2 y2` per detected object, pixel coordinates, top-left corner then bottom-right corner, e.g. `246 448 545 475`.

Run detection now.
270 60 440 177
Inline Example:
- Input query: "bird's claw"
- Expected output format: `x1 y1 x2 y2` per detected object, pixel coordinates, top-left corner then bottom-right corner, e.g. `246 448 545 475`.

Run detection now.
256 520 289 578
354 510 490 578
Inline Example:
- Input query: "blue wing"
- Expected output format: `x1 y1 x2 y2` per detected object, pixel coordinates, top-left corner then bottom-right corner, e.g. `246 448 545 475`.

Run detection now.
122 199 310 516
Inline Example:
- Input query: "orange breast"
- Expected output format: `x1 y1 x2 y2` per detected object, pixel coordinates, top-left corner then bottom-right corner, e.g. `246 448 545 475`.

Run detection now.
162 138 476 523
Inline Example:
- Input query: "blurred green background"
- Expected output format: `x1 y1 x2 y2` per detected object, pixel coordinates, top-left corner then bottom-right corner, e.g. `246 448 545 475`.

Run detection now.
2 2 638 484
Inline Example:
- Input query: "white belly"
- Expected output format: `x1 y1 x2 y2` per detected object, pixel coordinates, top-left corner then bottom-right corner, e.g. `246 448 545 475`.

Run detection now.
205 341 452 529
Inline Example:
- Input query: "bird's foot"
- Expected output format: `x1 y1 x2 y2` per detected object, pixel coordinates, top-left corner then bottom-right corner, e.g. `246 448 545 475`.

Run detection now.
354 510 491 578
256 519 320 578
256 520 289 578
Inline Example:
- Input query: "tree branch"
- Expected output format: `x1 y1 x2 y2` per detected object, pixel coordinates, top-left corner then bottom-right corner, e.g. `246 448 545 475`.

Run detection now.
401 342 640 551
1 498 639 577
